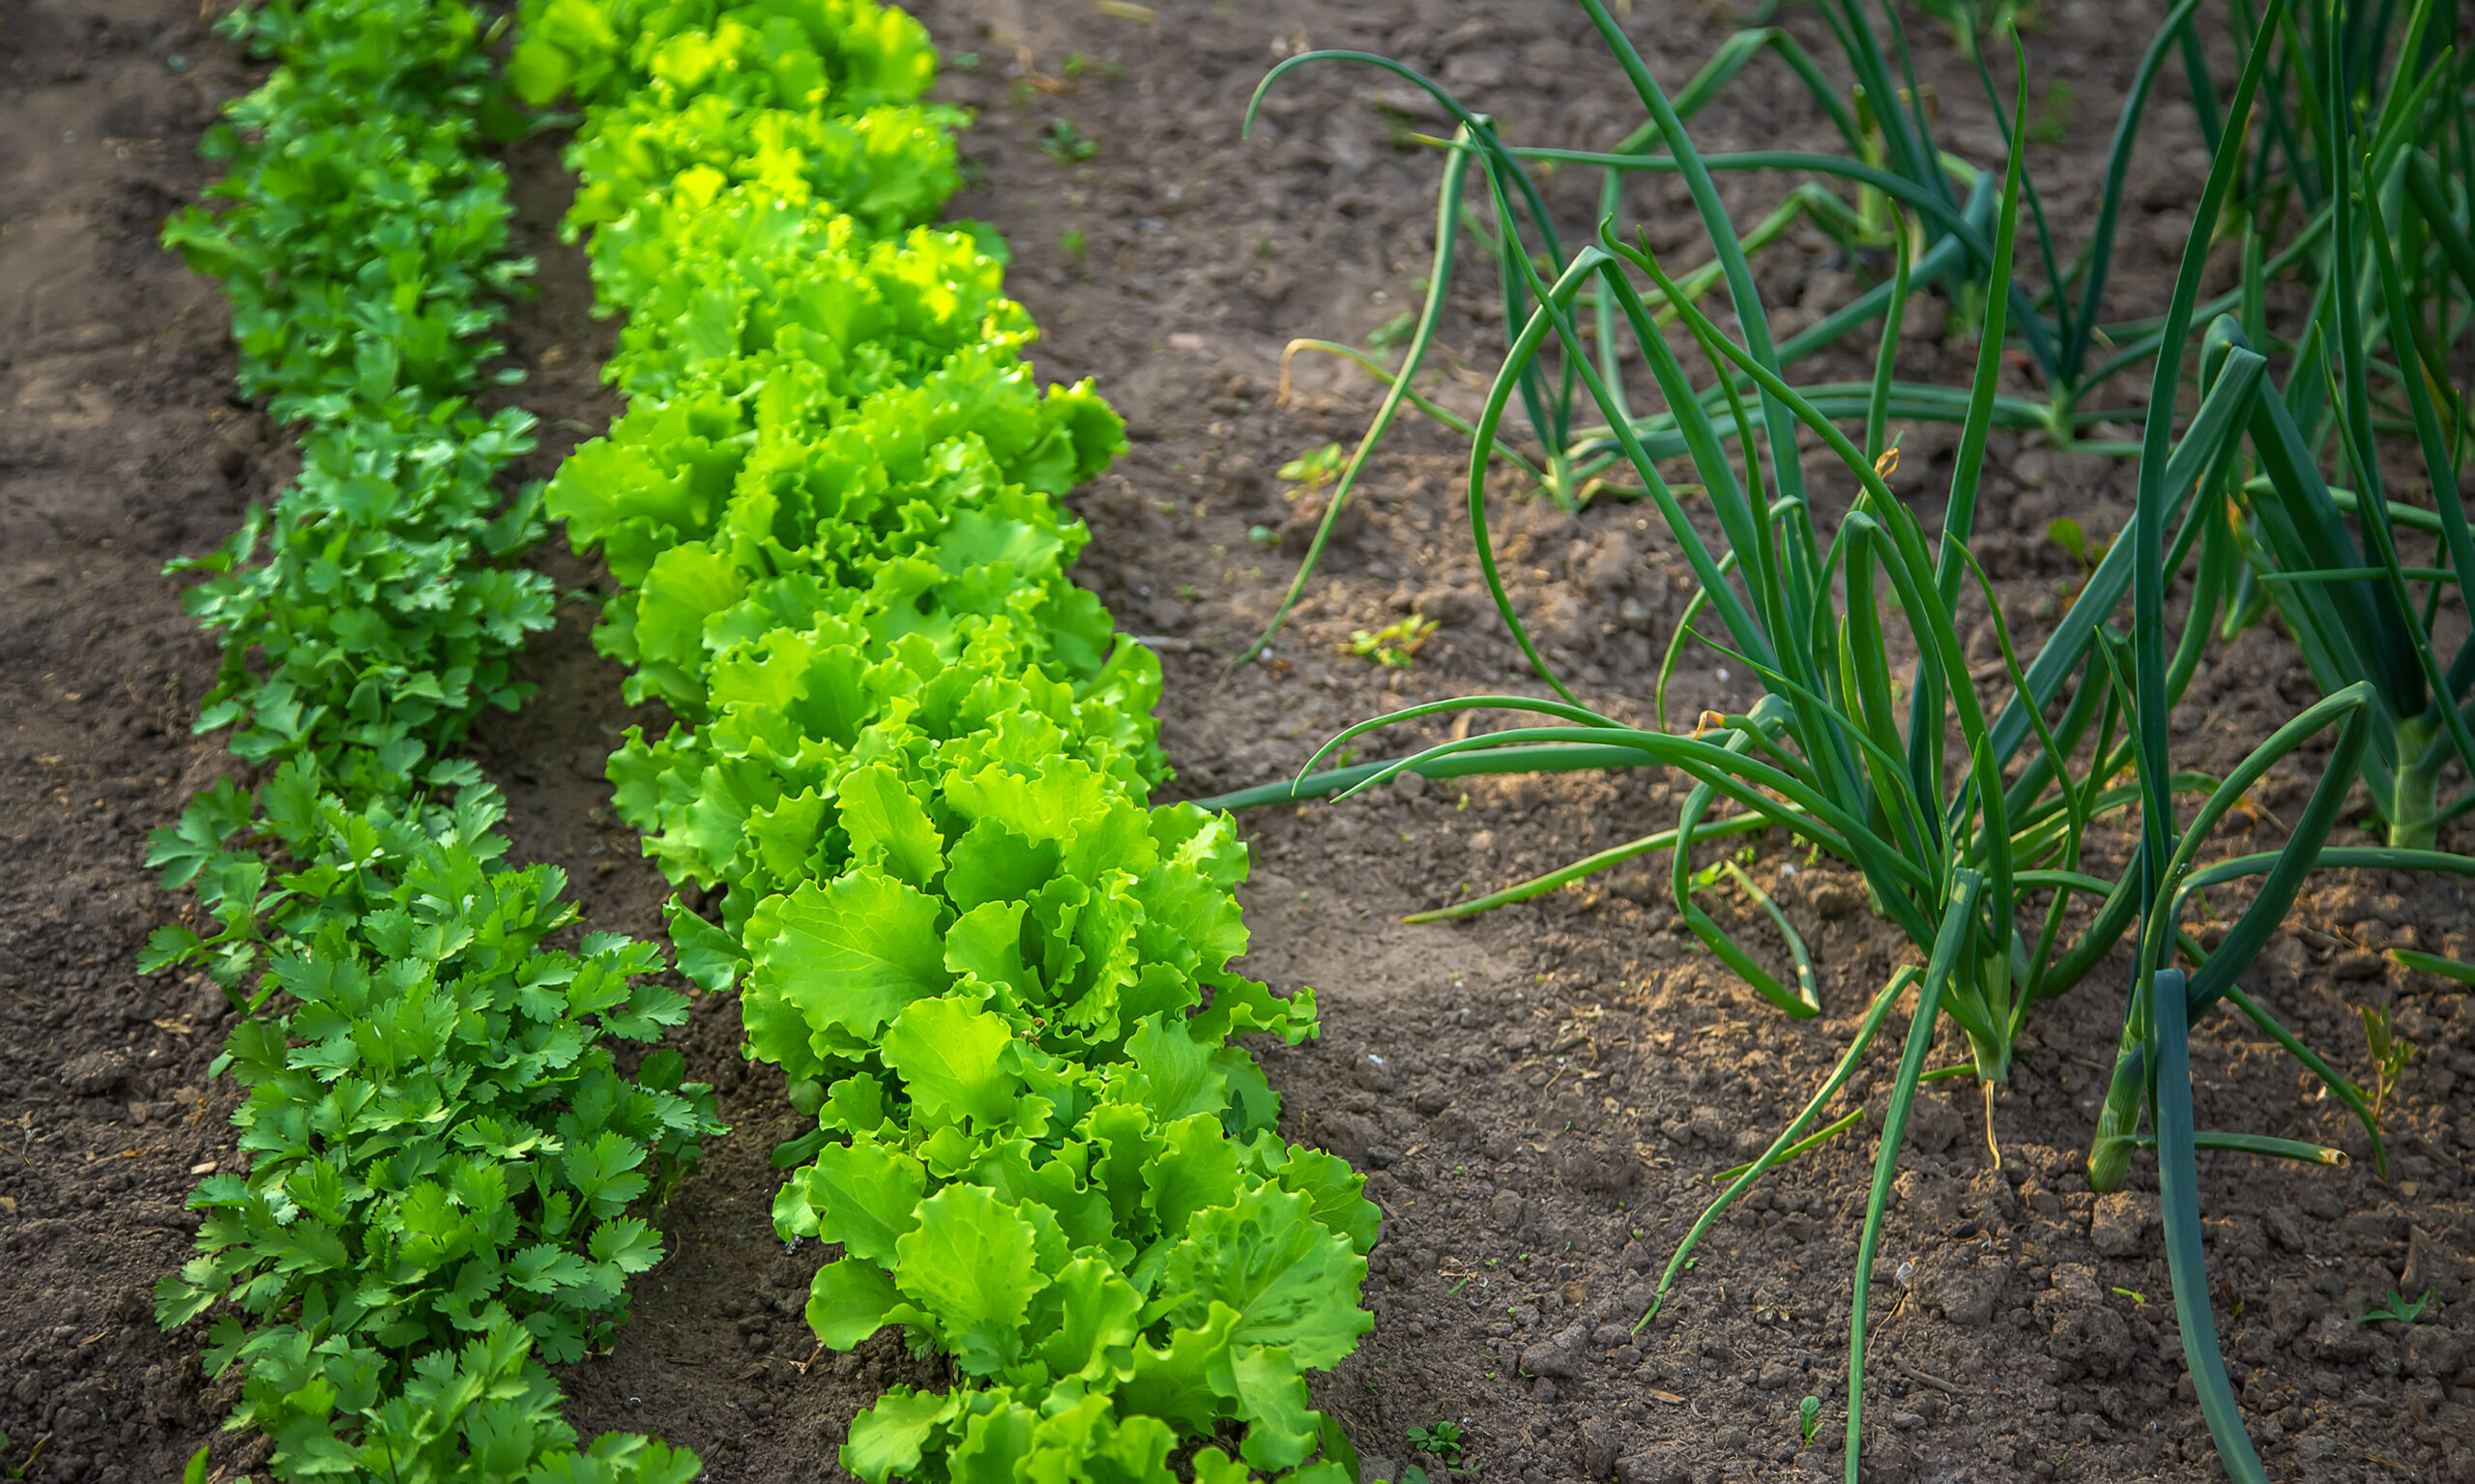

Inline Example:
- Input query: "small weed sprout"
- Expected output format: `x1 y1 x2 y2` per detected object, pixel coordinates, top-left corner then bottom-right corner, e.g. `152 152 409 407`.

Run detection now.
2026 80 2077 145
1408 1420 1470 1477
2 1433 54 1481
2356 1289 2433 1326
1059 229 1087 261
1798 1395 1822 1445
1344 616 1439 669
2360 1005 2412 1120
2045 515 2108 571
1278 442 1346 498
1039 118 1096 163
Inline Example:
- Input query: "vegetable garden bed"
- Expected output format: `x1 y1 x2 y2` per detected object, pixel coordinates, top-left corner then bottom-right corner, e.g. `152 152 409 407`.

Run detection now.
1 0 2471 1482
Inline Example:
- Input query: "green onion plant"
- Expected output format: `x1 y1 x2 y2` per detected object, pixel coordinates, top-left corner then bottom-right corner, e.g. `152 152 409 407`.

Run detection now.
1235 0 2267 664
1218 2 2473 1476
2209 0 2475 849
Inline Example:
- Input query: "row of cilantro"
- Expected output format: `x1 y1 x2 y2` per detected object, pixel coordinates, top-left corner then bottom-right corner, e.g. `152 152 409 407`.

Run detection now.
510 0 1380 1478
142 2 718 1479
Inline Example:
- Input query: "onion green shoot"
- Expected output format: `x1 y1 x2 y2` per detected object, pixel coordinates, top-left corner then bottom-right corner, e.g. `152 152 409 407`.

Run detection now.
1231 1 2474 1475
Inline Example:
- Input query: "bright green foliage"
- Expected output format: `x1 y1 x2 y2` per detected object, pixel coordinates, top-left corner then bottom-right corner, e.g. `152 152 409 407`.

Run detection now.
145 769 721 1471
173 406 555 784
515 0 1375 1477
178 1323 706 1484
161 0 533 417
154 0 714 1476
160 0 558 790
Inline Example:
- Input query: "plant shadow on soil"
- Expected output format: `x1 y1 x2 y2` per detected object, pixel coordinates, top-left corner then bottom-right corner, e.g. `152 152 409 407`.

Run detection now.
4 1 2473 1483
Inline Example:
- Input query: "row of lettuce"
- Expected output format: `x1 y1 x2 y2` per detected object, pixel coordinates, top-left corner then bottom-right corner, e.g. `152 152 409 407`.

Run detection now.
507 0 1378 1478
147 0 717 1478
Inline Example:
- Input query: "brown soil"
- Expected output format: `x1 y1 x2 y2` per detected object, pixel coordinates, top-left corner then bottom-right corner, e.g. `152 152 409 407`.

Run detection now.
0 1 276 1480
4 2 2471 1484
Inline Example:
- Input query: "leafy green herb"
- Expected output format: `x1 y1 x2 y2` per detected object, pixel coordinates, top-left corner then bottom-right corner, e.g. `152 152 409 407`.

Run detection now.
1409 1420 1465 1459
154 1 721 1476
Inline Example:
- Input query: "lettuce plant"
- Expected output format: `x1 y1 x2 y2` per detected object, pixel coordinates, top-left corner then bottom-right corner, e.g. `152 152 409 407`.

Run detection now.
514 1 1379 1478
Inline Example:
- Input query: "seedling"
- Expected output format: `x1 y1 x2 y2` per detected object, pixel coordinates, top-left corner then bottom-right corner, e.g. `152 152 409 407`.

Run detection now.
0 1432 51 1481
1409 1419 1470 1475
2356 1289 2433 1326
1369 311 1417 353
1278 441 1346 498
2360 1005 2412 1120
2025 79 2077 145
2111 1287 2148 1306
2045 515 2109 573
1798 1396 1823 1445
1039 118 1097 163
1060 229 1087 261
1061 51 1126 81
1344 616 1439 669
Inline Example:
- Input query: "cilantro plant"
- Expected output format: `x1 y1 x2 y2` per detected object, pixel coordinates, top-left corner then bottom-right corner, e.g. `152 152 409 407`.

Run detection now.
151 0 718 1477
149 763 718 1379
160 0 559 791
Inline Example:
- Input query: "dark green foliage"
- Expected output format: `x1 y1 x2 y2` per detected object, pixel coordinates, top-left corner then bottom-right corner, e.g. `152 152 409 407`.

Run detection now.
150 0 715 1477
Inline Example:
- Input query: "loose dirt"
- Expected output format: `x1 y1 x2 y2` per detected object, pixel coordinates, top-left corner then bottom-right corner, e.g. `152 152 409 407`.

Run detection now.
1 2 274 1480
3 2 2469 1483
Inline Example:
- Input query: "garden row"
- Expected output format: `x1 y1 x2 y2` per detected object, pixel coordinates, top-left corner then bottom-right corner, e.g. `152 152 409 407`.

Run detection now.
143 0 2475 1477
1228 0 2475 1479
509 0 1380 1476
145 0 1395 1478
144 0 718 1477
